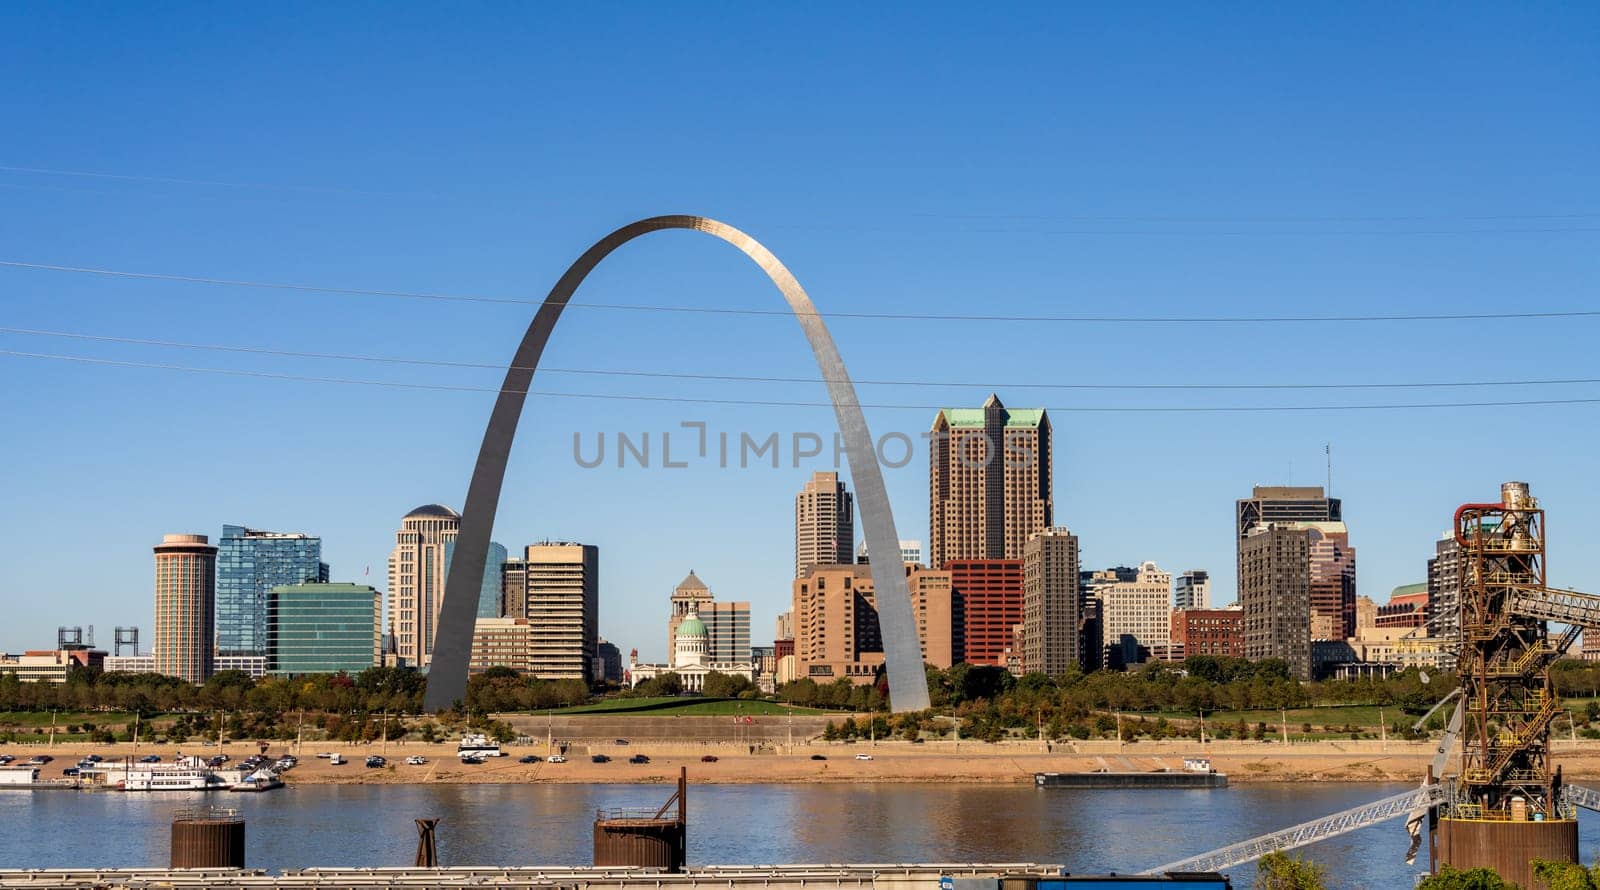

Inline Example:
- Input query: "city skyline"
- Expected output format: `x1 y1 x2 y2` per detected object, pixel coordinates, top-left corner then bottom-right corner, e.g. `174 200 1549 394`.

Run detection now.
3 5 1598 661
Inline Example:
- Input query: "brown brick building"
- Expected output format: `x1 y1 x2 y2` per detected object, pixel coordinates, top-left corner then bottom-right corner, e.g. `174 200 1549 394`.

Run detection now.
1170 608 1245 659
948 559 1024 668
793 563 955 683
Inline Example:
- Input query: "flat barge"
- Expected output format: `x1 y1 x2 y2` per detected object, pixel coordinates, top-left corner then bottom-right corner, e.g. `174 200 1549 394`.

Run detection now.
1035 771 1228 789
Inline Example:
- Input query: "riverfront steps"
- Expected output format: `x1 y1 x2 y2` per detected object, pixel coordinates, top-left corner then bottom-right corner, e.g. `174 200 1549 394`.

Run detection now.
0 864 1064 890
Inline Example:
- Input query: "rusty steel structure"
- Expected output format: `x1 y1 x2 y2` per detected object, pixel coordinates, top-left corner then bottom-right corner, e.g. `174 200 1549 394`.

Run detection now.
1448 481 1570 819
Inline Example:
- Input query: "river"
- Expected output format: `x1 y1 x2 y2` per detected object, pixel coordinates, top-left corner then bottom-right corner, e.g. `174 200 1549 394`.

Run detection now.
3 783 1597 888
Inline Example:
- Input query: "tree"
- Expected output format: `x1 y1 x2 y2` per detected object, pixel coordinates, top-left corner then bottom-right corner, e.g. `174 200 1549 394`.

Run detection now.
1533 859 1600 890
1416 865 1515 889
1256 851 1326 890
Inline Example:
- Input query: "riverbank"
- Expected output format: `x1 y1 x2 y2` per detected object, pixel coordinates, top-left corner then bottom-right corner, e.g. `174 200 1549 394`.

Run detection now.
18 738 1600 785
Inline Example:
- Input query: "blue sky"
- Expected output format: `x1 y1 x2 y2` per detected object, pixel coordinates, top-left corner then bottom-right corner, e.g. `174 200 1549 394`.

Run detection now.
1 3 1597 660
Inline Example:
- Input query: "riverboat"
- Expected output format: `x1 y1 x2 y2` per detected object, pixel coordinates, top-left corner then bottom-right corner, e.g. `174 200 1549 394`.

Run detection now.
121 767 227 792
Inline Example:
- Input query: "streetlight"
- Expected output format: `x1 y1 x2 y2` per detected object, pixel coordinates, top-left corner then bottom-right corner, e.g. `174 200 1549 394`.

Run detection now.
1280 707 1289 746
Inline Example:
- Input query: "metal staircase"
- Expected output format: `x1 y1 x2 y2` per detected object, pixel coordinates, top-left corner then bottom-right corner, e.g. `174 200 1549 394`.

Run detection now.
1140 785 1450 875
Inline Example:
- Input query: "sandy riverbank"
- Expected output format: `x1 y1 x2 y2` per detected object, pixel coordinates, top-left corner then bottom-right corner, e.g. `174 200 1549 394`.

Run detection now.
20 739 1600 786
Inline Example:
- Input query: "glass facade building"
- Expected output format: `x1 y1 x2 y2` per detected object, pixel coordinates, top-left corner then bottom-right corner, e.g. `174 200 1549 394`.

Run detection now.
267 582 381 676
216 525 328 656
444 539 508 619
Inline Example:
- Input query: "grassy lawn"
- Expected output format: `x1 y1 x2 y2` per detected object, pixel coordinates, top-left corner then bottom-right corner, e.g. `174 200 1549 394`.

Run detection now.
1146 704 1395 729
549 697 829 716
0 710 138 727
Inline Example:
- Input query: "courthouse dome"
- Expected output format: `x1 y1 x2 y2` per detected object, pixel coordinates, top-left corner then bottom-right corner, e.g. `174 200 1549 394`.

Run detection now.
405 504 460 519
677 612 708 638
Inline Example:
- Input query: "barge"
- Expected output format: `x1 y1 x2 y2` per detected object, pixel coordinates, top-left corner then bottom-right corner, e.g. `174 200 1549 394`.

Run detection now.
1036 758 1227 789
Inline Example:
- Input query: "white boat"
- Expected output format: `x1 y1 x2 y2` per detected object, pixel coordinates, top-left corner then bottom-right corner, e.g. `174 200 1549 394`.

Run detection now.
121 767 227 792
457 734 503 759
230 769 284 792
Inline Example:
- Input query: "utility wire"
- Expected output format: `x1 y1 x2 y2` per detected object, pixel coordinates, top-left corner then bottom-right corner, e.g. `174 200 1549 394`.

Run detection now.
2 259 1598 323
5 325 1600 393
7 348 1600 414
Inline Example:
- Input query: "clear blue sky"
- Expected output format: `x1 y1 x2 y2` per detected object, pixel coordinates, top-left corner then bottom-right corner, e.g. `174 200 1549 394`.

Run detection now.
1 4 1596 660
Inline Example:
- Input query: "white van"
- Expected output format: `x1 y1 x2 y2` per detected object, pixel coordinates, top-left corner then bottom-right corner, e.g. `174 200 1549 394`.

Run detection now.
329 753 345 765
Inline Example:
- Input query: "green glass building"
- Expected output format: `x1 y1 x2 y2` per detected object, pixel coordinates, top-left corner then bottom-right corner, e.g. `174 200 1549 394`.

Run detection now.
267 582 381 676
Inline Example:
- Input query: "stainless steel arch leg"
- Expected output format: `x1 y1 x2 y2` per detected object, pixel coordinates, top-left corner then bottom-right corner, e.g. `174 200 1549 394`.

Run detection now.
422 216 931 713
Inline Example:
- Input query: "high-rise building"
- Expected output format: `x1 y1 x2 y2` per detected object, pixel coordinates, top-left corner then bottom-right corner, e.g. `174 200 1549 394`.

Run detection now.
1173 570 1211 610
445 539 508 619
153 533 217 684
502 541 599 681
1306 522 1357 639
1021 527 1080 676
796 471 854 577
699 601 751 664
1095 561 1173 668
468 617 535 674
1239 524 1313 680
774 611 794 642
266 582 380 676
855 539 925 567
948 559 1024 668
1170 607 1245 659
596 639 623 683
929 395 1052 569
793 563 955 682
386 504 461 669
667 571 715 658
1236 486 1342 540
216 525 329 657
1427 532 1463 642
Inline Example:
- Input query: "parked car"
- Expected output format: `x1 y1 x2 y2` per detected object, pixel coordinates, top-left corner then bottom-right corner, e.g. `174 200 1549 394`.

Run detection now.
206 756 226 768
27 756 52 765
460 756 484 766
590 754 610 763
701 755 719 762
628 754 650 764
855 753 873 761
139 754 162 763
62 767 80 777
405 756 428 766
315 752 335 759
329 753 345 765
809 754 827 761
365 756 387 768
614 738 630 745
0 754 13 764
84 754 103 763
547 754 567 764
518 755 540 764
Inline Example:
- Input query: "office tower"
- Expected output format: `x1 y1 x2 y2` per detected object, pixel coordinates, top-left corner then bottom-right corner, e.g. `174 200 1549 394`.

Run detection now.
699 601 751 663
386 504 461 669
153 533 217 684
215 525 328 657
266 582 380 676
468 618 535 674
796 471 854 577
1239 524 1313 680
948 559 1024 667
445 539 508 620
793 564 955 681
855 539 926 567
1427 532 1463 641
1094 561 1173 667
1021 527 1080 676
774 610 795 642
1170 607 1245 659
667 571 715 656
596 639 623 683
1355 595 1378 632
929 395 1052 569
1306 522 1357 639
1173 570 1211 610
1236 486 1342 539
502 541 599 681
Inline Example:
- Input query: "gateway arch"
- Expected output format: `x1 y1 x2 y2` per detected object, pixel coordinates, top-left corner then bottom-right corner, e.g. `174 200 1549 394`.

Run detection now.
422 215 932 714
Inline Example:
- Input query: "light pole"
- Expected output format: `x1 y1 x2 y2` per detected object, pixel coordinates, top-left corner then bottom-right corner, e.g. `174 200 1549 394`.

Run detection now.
1281 708 1289 746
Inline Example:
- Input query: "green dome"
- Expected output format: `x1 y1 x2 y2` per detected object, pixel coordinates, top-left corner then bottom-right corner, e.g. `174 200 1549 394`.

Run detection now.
677 614 708 638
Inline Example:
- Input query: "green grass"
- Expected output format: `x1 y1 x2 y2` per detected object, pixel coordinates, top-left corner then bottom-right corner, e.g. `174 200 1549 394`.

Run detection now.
547 697 828 716
0 710 139 727
1146 704 1394 729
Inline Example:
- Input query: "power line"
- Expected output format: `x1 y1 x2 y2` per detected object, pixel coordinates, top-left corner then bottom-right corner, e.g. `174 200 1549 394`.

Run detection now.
5 325 1600 393
3 259 1599 324
7 348 1600 414
0 164 373 195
